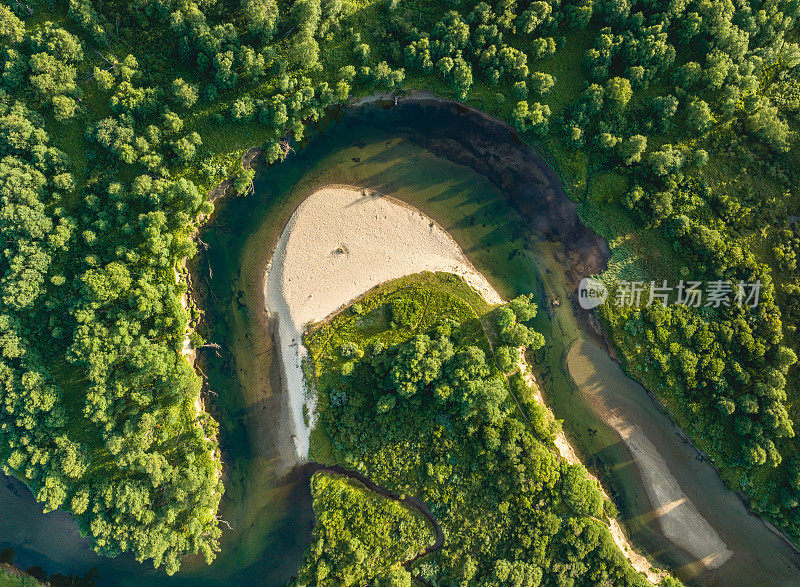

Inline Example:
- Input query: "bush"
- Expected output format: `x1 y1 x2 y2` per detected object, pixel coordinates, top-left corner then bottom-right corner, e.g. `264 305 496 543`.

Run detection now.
339 342 363 359
377 394 396 413
496 345 519 372
189 331 205 348
389 298 421 328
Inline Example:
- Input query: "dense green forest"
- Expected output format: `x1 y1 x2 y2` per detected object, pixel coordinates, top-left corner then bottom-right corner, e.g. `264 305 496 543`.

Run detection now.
295 471 434 586
303 272 655 585
1 0 798 577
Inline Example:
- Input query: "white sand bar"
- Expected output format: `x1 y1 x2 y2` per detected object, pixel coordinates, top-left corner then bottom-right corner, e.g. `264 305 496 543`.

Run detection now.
264 185 503 459
568 339 733 570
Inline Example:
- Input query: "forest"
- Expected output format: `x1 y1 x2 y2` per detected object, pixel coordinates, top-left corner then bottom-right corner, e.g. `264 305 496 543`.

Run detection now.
0 0 798 578
295 471 434 586
302 272 658 585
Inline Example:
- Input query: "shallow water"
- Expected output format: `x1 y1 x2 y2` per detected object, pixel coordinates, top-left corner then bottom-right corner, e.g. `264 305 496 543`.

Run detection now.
565 338 800 585
1 100 799 586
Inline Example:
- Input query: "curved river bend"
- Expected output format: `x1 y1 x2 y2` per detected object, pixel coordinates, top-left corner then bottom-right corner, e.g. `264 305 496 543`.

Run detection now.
0 99 799 586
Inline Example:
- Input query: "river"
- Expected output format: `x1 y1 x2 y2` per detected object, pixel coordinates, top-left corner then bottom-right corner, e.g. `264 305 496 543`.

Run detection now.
1 98 798 586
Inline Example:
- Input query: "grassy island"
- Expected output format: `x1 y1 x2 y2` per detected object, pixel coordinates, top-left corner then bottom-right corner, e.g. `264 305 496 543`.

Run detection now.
301 272 653 585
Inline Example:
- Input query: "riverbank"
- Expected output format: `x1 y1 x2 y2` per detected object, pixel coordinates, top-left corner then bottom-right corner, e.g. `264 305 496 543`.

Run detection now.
263 185 502 459
565 339 732 571
0 563 41 586
562 334 800 585
517 357 670 584
351 91 608 279
268 182 668 581
583 293 800 568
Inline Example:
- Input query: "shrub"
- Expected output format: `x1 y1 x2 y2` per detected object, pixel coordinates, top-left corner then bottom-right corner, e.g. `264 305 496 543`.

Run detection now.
377 394 396 413
496 345 519 372
389 298 421 328
339 342 363 359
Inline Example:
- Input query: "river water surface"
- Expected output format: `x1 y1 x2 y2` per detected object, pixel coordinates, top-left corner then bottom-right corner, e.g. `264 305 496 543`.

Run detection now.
1 100 799 586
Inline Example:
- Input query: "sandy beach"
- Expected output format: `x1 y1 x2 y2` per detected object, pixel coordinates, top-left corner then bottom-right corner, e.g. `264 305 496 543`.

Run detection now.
567 339 734 571
264 185 502 459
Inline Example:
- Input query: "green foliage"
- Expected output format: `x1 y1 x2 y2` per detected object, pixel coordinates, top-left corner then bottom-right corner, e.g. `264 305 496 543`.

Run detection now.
69 0 108 46
686 98 715 134
389 334 454 398
0 566 42 587
496 296 545 350
338 342 363 359
511 100 551 135
0 7 25 46
496 345 519 372
294 472 431 587
0 16 222 572
605 77 632 107
389 297 421 328
171 78 199 110
562 463 604 518
242 0 279 42
232 167 255 195
529 72 555 96
304 273 646 585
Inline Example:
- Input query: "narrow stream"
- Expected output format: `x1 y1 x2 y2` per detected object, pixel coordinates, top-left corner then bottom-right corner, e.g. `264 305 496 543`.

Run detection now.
309 464 445 567
0 99 798 586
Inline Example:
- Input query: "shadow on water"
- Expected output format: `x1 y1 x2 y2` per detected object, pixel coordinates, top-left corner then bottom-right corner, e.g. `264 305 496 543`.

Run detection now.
1 98 799 586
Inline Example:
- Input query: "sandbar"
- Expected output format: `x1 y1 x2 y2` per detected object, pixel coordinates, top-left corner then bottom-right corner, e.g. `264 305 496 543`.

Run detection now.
264 185 502 458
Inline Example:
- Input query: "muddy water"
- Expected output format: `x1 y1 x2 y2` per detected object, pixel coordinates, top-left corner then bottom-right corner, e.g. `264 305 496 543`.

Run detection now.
0 100 798 585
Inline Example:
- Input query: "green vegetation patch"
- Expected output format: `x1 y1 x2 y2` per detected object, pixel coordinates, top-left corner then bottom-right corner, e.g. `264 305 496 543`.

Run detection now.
304 271 649 585
0 567 41 587
295 471 433 586
306 271 492 372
